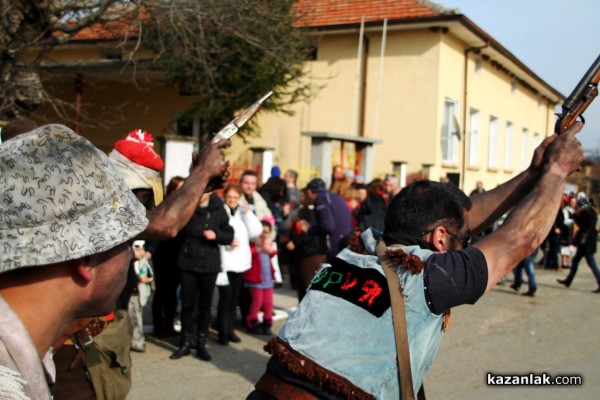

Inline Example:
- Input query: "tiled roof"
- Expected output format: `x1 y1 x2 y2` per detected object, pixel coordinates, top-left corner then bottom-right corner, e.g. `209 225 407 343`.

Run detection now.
71 0 453 41
71 18 136 41
294 0 451 28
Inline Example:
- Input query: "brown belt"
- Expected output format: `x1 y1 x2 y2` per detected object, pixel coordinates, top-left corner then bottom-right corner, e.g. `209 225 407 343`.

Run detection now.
255 373 318 400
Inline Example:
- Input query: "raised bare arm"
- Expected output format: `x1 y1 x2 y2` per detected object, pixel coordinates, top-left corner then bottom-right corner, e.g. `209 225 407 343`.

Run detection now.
140 139 231 240
473 122 584 291
467 133 555 235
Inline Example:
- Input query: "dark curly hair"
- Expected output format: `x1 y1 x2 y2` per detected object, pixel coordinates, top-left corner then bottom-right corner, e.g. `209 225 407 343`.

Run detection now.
384 180 471 237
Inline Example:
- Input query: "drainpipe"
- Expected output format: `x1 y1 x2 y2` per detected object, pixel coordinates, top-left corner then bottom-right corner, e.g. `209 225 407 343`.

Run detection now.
350 17 365 138
350 17 369 172
358 37 370 138
461 42 488 190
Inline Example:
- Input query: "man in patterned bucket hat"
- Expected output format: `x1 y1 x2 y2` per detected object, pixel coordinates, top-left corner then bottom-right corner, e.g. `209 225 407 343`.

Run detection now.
0 124 148 399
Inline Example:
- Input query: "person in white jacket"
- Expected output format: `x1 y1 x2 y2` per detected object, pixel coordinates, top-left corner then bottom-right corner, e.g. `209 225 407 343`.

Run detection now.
217 184 262 345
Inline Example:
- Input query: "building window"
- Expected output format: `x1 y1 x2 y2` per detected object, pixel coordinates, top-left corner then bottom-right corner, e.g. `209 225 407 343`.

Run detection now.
488 116 499 169
173 116 201 152
504 122 513 171
175 118 196 137
441 99 459 164
475 55 483 75
467 108 480 167
520 128 529 170
306 47 318 61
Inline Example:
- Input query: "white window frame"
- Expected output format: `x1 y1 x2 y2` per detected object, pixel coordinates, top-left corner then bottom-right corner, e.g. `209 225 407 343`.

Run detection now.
488 116 499 169
520 128 529 170
475 55 483 76
504 122 513 171
441 99 459 164
467 108 480 167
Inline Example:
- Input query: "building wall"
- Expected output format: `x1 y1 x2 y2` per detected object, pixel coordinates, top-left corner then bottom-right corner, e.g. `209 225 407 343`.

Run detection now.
437 32 554 193
365 29 441 178
33 26 557 192
242 28 445 185
36 77 199 153
245 26 555 191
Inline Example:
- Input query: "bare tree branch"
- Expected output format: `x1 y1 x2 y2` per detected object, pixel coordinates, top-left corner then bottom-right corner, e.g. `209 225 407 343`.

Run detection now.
1 0 315 137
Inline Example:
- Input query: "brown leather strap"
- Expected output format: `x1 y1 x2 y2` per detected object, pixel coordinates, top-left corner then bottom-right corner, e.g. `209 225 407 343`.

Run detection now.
255 373 318 400
376 239 415 400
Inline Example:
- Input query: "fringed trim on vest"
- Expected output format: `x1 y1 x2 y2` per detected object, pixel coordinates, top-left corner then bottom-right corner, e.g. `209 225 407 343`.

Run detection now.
348 229 370 255
348 231 426 277
264 337 375 400
385 247 425 275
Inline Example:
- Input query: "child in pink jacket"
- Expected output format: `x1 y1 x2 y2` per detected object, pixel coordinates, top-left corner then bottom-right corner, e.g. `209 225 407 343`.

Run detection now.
244 219 277 335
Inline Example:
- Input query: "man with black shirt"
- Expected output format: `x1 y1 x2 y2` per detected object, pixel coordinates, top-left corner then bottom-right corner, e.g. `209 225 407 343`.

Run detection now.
248 122 584 399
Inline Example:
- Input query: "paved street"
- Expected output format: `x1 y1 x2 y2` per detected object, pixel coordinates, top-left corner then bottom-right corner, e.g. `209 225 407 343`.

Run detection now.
129 259 600 400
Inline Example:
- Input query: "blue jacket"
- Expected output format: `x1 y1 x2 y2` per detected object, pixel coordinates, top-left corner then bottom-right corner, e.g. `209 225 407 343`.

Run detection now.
278 229 445 399
309 190 353 258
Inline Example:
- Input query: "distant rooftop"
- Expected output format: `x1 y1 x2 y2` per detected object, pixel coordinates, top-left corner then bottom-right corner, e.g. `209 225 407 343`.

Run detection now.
293 0 456 27
72 0 457 41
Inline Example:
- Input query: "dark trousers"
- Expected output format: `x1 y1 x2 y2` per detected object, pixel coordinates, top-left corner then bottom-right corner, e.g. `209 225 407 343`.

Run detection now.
544 234 560 269
179 270 218 337
564 247 600 285
152 266 180 334
217 271 244 334
239 284 252 328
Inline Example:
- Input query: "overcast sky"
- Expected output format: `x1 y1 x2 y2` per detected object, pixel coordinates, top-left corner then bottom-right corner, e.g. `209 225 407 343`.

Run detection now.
447 0 600 151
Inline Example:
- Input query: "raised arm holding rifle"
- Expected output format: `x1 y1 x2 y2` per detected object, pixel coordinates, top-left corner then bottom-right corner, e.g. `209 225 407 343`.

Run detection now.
248 57 593 398
469 54 600 238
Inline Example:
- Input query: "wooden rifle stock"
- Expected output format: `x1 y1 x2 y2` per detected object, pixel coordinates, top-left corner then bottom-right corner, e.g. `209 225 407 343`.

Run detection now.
556 54 600 134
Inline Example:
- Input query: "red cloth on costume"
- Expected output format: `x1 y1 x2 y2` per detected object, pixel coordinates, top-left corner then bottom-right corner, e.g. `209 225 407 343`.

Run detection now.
113 129 164 171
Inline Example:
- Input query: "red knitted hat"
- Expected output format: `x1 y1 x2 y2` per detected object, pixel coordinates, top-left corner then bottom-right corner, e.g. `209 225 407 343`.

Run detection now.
113 129 164 171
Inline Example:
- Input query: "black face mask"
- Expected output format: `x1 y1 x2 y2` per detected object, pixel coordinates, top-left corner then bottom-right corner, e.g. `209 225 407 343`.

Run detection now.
382 231 436 251
133 189 154 211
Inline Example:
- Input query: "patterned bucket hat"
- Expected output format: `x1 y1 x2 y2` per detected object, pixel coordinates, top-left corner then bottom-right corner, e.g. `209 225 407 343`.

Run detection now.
0 124 149 272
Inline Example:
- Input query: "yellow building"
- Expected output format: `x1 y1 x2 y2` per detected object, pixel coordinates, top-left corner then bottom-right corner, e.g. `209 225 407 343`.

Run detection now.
31 0 563 192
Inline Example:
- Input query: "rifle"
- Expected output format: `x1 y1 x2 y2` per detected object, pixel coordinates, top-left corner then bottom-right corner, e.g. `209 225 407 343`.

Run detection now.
211 91 273 143
555 55 600 134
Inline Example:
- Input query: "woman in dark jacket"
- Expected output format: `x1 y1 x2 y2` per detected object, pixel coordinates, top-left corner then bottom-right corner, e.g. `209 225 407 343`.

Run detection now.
170 192 234 361
558 198 600 292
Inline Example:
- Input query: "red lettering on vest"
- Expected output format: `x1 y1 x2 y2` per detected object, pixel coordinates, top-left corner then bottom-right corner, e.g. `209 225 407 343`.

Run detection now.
340 273 358 290
358 280 382 306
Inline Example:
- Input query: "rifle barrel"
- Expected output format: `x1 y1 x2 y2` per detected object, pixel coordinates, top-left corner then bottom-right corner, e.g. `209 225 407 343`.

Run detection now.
562 55 600 111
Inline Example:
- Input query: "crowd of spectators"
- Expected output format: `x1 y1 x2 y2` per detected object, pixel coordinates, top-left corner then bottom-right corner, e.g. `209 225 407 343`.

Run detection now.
149 168 600 359
147 165 421 359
